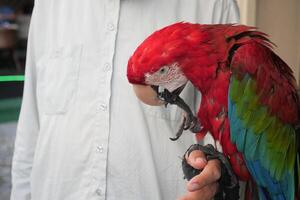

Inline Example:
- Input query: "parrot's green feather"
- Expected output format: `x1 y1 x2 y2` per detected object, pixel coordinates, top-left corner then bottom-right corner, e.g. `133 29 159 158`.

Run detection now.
229 75 296 199
230 76 296 179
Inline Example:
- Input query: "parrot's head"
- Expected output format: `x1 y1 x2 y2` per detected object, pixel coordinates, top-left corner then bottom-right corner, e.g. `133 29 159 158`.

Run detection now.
127 22 202 105
127 22 203 140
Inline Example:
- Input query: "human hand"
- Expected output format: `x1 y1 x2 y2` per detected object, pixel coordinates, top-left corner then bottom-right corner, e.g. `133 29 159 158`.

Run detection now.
178 149 221 200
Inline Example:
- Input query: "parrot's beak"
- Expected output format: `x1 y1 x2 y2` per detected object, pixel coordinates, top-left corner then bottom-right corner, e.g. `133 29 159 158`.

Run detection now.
132 84 166 106
132 84 186 106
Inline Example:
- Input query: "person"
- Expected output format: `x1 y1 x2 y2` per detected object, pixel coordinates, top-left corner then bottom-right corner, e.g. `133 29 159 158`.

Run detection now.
11 0 240 199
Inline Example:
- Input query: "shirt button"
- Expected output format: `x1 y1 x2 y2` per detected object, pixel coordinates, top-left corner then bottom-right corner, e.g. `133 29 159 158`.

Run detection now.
98 104 107 111
96 188 102 196
103 63 111 72
96 145 104 153
107 23 115 31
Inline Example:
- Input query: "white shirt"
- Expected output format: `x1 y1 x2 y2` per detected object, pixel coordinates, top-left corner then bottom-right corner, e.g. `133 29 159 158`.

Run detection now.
11 0 239 199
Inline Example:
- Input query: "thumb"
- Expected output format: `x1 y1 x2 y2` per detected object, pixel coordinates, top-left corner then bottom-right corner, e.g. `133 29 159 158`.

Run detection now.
185 150 207 170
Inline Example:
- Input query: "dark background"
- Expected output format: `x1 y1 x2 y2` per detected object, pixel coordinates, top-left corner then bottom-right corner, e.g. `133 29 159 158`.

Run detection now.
0 0 33 116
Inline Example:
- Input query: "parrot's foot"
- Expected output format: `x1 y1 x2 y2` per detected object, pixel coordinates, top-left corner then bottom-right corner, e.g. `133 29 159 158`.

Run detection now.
151 85 202 141
182 144 240 200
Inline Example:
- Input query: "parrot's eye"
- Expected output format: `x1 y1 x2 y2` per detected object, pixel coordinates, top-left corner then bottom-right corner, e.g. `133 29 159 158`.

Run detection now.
159 66 169 75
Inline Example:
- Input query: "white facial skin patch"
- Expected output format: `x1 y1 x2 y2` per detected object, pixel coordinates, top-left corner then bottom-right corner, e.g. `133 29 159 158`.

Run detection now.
145 63 188 92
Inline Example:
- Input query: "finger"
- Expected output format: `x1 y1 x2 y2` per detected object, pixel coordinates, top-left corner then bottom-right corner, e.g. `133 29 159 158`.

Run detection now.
185 150 207 169
178 182 219 200
187 159 221 192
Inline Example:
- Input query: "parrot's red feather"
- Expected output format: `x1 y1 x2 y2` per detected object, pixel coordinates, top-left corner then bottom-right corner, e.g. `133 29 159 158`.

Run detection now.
231 42 299 124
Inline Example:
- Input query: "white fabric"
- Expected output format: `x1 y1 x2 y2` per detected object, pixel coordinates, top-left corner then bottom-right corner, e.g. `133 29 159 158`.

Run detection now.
11 0 239 199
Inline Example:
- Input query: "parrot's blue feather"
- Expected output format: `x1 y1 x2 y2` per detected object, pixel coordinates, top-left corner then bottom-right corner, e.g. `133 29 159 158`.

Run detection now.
246 160 286 200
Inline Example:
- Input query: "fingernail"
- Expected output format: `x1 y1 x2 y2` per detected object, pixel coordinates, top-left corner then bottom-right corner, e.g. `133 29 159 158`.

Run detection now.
195 157 207 164
189 183 201 191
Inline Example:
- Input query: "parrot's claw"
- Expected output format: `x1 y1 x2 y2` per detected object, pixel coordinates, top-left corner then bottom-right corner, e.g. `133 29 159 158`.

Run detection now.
184 114 202 133
170 117 186 141
170 114 202 141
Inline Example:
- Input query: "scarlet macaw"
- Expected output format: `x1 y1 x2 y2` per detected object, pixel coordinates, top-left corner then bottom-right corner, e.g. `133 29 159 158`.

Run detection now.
127 22 299 199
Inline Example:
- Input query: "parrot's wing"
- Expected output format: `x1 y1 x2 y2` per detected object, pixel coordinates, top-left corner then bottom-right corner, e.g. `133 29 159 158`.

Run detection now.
228 42 299 199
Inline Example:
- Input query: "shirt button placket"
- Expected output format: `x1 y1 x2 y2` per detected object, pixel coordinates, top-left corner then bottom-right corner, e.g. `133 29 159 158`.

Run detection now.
93 1 120 199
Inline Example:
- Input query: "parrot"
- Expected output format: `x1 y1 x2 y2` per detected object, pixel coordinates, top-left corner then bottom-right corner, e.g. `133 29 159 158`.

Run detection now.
127 22 300 200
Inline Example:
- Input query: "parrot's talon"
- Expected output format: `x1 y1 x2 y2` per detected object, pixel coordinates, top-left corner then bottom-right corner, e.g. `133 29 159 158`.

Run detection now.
169 133 182 141
170 117 186 141
185 115 202 133
184 114 192 127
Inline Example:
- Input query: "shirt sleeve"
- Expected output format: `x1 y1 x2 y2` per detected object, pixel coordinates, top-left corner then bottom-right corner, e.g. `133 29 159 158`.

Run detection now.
10 7 40 200
221 0 240 23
